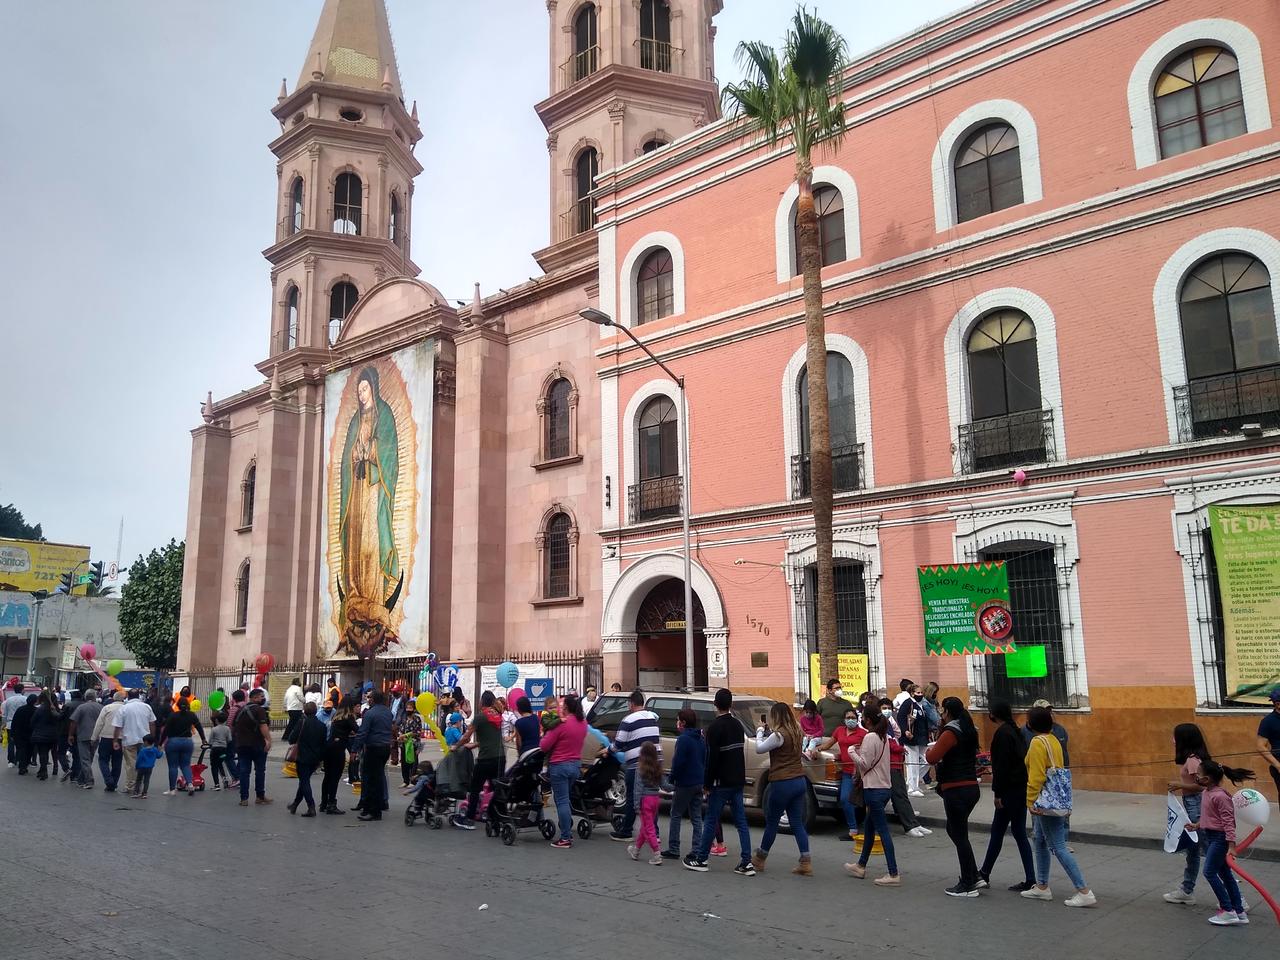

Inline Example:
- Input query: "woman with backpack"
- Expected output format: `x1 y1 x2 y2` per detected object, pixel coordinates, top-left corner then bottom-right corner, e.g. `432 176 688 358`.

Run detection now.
1022 705 1095 907
925 696 982 897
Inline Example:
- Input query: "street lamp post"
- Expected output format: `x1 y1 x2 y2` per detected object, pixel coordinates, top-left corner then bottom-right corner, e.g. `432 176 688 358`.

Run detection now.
582 308 697 691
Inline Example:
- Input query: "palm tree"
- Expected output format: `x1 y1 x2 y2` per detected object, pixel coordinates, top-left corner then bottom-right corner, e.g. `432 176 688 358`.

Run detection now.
723 8 849 683
86 583 116 598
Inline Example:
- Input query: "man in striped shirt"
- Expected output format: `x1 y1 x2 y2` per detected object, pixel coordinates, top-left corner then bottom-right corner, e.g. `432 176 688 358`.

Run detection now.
609 689 661 842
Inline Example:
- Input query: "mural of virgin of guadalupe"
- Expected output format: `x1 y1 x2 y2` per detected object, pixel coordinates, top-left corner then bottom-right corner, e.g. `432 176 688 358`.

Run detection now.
337 366 403 655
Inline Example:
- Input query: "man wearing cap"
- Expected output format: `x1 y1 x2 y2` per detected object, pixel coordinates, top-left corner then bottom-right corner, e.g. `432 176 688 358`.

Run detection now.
91 691 126 790
581 685 600 721
1256 688 1280 809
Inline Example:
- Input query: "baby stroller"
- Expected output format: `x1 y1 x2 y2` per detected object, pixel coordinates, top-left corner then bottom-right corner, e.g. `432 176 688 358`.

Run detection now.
570 750 623 840
407 748 472 830
485 748 552 845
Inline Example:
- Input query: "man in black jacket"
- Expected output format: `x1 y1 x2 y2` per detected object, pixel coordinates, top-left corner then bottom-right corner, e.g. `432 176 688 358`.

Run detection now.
684 688 754 876
354 691 394 821
11 694 37 775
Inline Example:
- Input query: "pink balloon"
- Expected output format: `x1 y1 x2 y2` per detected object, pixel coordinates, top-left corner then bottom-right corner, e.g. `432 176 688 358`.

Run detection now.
79 643 96 661
1012 469 1027 485
507 686 526 707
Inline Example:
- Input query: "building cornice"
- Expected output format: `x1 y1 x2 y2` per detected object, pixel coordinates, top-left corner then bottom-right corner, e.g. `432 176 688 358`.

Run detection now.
535 65 719 132
273 81 420 137
269 118 423 177
262 229 421 276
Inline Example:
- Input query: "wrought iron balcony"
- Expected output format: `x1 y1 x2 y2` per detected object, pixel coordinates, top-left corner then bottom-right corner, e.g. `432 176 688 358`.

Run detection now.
629 476 682 523
636 38 679 72
957 409 1055 473
791 443 864 499
1173 364 1280 441
558 45 600 90
556 198 595 242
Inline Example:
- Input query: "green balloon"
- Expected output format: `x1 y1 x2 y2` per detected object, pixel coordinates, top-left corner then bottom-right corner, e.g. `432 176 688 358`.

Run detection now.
106 659 124 676
207 690 227 711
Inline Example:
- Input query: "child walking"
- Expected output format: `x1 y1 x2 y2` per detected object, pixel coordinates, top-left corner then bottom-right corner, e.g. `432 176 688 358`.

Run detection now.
628 742 664 866
208 713 237 791
132 735 163 799
1187 759 1254 926
1163 723 1209 905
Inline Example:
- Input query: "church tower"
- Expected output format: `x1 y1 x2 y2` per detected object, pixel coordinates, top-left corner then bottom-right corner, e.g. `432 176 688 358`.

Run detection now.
264 0 423 363
535 0 722 263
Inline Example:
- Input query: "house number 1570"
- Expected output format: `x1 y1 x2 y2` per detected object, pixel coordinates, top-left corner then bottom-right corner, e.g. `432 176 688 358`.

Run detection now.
746 615 770 637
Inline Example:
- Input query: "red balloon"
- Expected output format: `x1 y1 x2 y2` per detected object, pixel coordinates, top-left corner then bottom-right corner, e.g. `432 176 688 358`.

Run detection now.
254 653 275 673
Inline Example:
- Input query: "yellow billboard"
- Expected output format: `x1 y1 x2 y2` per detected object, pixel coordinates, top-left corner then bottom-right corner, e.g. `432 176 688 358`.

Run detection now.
0 539 91 595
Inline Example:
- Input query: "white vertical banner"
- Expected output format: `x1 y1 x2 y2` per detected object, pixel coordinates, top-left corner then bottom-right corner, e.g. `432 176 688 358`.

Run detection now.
1164 792 1197 853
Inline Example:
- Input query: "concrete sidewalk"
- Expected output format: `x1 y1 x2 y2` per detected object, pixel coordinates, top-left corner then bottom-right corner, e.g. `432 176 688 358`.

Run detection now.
263 737 1279 861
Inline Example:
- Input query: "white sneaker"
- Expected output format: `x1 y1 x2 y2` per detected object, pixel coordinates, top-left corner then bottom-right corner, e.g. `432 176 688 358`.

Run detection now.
1163 889 1196 905
1207 909 1241 926
1235 911 1250 925
1240 898 1250 913
626 844 639 861
648 854 664 866
162 790 176 796
907 826 931 837
1020 886 1053 901
1064 891 1097 908
908 789 925 798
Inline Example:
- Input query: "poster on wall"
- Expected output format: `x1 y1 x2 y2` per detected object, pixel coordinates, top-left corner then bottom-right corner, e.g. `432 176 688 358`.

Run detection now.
808 653 869 702
317 341 434 662
917 562 1015 656
1206 505 1280 704
0 539 90 594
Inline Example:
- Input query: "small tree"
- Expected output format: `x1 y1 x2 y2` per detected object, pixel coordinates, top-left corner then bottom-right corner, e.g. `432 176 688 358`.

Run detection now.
119 539 184 669
723 7 849 681
0 503 43 540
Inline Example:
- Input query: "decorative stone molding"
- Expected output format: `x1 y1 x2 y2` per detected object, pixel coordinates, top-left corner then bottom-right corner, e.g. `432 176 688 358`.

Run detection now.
601 552 725 637
608 100 627 122
535 363 581 465
546 133 559 153
434 362 456 405
602 634 638 655
534 503 582 603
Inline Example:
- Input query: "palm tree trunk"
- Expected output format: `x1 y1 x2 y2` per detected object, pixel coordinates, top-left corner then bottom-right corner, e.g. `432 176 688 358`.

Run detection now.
795 162 838 685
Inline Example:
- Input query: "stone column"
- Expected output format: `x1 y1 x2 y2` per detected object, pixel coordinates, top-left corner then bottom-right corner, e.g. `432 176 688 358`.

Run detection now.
602 633 638 689
249 386 300 663
177 416 231 669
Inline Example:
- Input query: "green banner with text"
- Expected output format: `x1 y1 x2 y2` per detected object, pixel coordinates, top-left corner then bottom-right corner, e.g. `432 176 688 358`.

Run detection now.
1207 505 1280 705
918 562 1015 656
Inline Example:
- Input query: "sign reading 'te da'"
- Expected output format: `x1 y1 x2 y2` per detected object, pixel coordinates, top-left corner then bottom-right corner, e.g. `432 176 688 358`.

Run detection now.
917 562 1015 656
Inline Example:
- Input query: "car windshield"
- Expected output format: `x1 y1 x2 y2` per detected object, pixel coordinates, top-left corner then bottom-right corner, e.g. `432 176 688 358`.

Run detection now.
734 699 773 733
588 695 630 730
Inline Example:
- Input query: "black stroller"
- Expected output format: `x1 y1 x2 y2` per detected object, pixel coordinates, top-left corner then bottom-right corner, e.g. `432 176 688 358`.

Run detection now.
569 750 623 840
405 747 472 830
484 748 553 845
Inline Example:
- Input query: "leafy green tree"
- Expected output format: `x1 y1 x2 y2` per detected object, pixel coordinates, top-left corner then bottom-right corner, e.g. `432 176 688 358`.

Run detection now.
119 539 184 668
723 7 849 680
0 503 43 541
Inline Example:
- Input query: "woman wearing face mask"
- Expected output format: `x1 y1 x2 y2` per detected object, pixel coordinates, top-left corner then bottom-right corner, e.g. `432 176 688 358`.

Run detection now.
926 696 983 897
896 685 931 798
817 679 853 737
808 707 865 841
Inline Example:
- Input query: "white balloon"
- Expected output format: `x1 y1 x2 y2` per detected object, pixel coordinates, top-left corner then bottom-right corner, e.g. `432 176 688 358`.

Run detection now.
1233 788 1271 829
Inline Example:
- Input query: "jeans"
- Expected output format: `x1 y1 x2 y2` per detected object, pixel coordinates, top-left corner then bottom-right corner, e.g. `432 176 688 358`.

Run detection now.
549 760 579 842
1202 829 1243 912
618 766 638 836
889 768 921 831
837 771 862 833
133 768 153 795
942 784 981 886
292 763 317 810
1178 793 1202 894
858 787 899 876
76 741 96 785
666 785 704 856
464 755 503 823
321 745 346 808
759 776 809 856
97 739 121 789
980 788 1035 883
636 795 661 854
697 787 751 866
361 744 392 816
1033 813 1086 889
238 746 268 801
165 737 194 791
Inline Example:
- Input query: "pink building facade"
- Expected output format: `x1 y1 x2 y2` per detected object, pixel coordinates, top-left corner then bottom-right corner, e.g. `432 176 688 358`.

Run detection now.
593 0 1280 794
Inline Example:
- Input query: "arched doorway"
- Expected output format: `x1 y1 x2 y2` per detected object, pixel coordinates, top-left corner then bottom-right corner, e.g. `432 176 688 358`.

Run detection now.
634 578 706 689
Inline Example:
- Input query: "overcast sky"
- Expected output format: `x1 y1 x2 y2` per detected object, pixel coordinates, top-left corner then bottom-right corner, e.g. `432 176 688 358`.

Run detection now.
0 0 967 573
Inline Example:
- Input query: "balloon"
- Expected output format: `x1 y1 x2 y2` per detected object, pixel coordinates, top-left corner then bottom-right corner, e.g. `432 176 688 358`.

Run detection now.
507 686 526 708
362 680 374 692
254 652 275 673
79 643 96 661
1012 468 1027 484
188 698 202 712
207 690 226 711
496 661 519 688
106 659 124 676
416 692 436 715
1233 788 1271 828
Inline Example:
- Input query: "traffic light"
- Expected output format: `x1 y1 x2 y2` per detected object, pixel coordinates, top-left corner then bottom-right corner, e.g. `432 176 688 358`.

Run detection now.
89 561 106 591
56 571 74 594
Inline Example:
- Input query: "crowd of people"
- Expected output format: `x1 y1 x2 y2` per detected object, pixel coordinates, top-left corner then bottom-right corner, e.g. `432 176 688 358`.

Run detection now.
3 672 1277 928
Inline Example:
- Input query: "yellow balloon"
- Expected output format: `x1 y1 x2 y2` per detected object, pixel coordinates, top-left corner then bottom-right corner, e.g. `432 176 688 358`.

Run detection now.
416 692 436 715
189 699 202 712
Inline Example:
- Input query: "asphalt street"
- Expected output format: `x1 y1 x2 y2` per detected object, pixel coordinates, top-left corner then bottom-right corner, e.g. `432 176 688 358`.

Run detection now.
1 764 1275 960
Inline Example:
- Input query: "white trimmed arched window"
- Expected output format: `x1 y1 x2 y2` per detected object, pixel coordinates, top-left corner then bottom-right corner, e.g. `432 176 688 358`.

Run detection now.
781 335 873 499
774 166 861 283
931 100 1043 232
619 231 686 328
1127 19 1271 169
623 380 686 525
